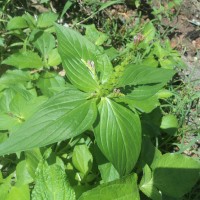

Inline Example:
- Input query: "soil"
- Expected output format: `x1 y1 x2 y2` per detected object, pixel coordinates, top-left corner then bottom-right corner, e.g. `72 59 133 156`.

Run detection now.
168 0 200 158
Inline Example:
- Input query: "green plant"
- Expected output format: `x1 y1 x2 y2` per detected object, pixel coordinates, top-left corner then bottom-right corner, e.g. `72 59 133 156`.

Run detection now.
0 21 199 199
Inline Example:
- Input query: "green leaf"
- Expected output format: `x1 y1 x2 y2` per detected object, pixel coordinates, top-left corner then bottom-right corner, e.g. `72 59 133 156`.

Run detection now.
84 24 108 46
32 161 75 200
6 185 30 200
152 153 200 198
72 144 93 175
25 149 43 179
55 24 100 92
123 95 160 113
0 37 4 47
2 51 43 69
47 48 61 66
16 161 33 185
0 93 47 131
0 113 19 131
156 89 173 99
37 12 58 28
98 0 124 12
98 163 120 183
94 98 141 176
137 137 162 170
36 72 65 97
0 70 31 89
0 89 97 156
139 165 162 200
79 173 140 200
117 64 175 87
117 64 175 100
7 16 28 30
60 1 73 19
0 177 11 199
33 32 55 57
22 13 36 29
160 114 178 135
96 52 113 84
142 22 156 44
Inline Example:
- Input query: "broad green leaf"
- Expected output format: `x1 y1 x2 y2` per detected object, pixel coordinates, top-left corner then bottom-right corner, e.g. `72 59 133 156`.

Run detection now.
6 185 30 200
37 12 58 28
0 113 19 131
72 144 93 175
0 89 97 156
98 163 120 183
55 24 99 92
0 132 7 144
25 149 43 179
79 174 139 200
47 48 61 66
141 108 162 137
36 72 65 97
33 32 55 57
117 64 175 87
7 16 28 30
0 180 10 199
137 137 162 171
152 153 200 198
123 95 160 113
94 98 141 176
0 70 31 90
16 161 33 185
84 24 108 46
105 47 118 61
2 51 43 69
139 165 162 200
117 64 175 100
0 94 47 131
160 114 178 135
22 13 36 29
32 161 75 200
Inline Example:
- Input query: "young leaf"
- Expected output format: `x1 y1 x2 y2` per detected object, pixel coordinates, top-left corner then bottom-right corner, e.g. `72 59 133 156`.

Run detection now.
94 98 141 176
0 89 97 156
72 144 93 175
2 51 43 69
32 161 75 200
152 153 200 198
79 173 139 200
